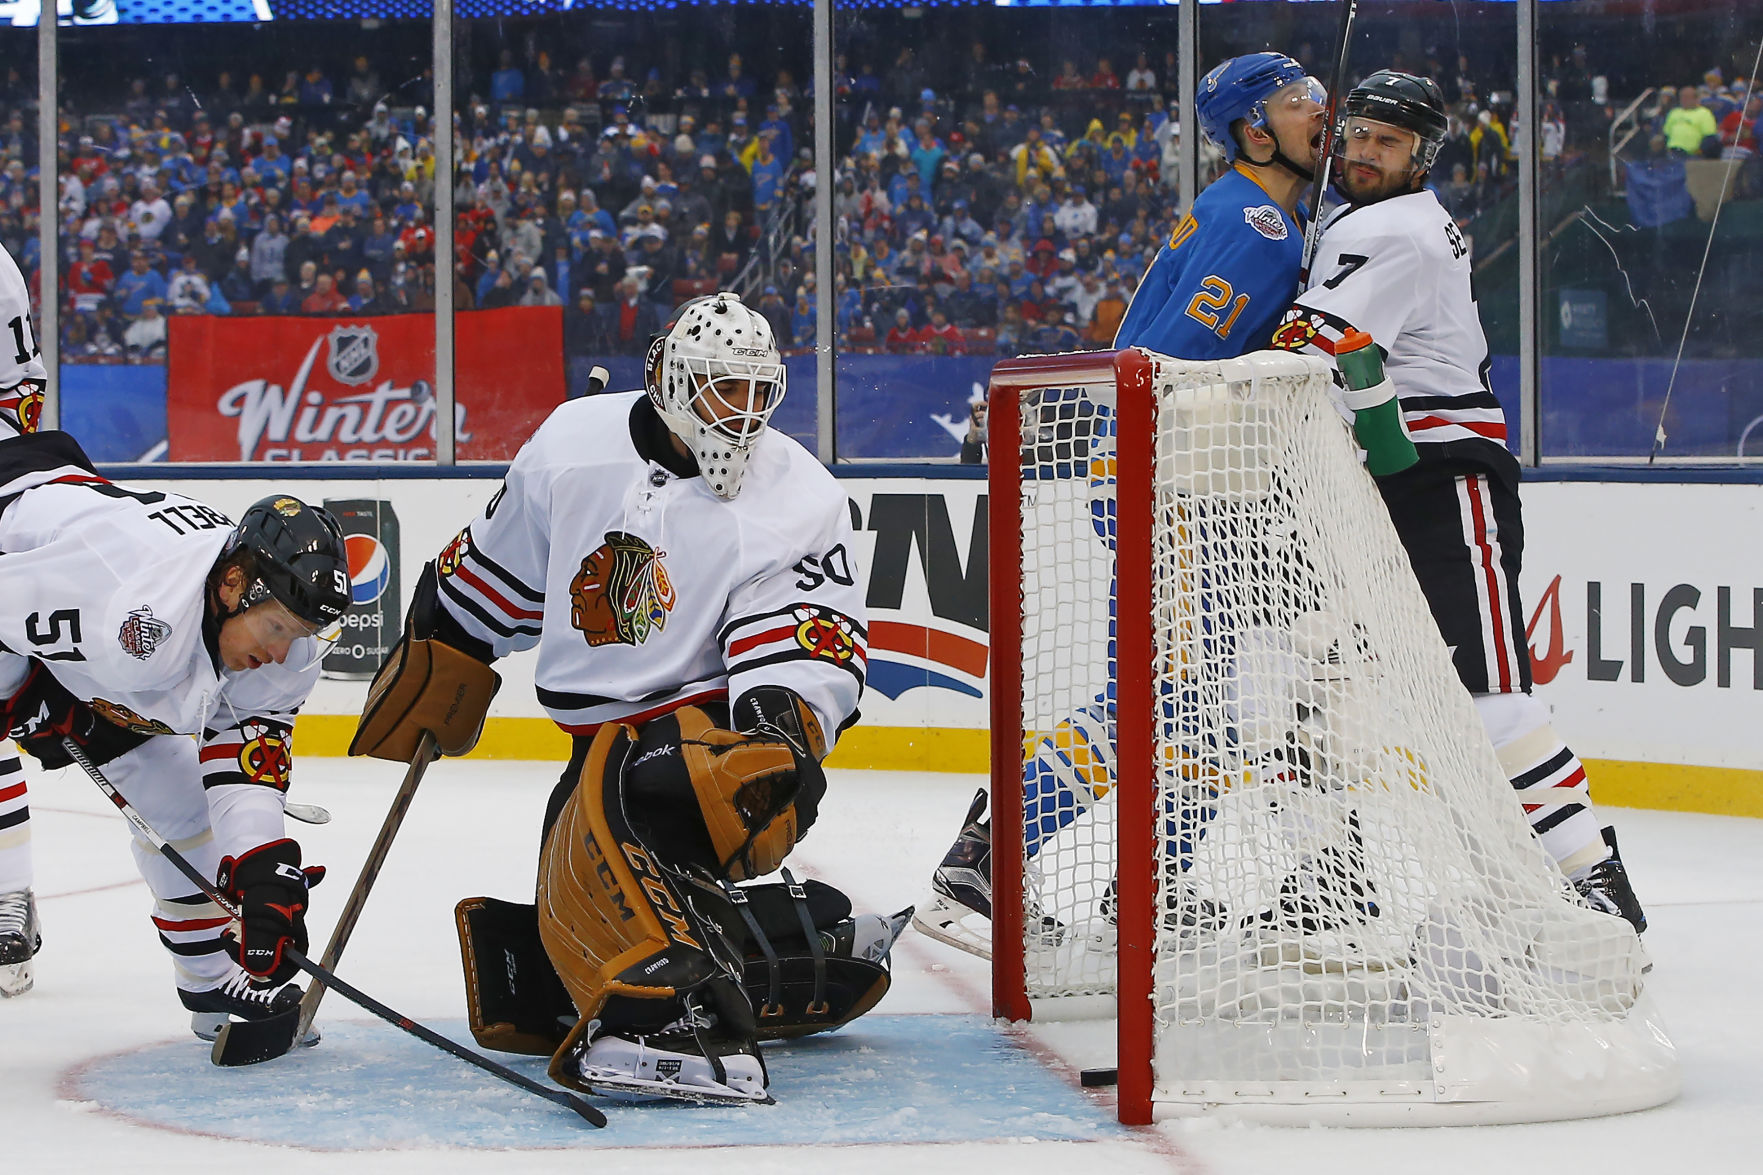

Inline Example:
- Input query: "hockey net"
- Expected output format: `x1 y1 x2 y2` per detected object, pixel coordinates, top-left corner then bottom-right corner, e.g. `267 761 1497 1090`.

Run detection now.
987 349 1678 1125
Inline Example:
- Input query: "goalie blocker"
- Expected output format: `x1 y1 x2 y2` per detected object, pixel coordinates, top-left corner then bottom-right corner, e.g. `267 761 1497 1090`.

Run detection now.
458 697 907 1101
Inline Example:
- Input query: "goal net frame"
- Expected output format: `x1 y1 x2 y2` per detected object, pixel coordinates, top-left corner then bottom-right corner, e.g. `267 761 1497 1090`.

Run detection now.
986 347 1679 1127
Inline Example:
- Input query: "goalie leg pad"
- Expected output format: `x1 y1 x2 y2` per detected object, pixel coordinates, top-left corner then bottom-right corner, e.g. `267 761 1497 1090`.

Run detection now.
455 896 578 1055
535 721 752 1093
693 872 910 1040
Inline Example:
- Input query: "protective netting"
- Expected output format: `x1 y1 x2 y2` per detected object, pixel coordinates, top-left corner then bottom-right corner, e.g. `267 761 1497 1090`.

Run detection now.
1006 350 1676 1120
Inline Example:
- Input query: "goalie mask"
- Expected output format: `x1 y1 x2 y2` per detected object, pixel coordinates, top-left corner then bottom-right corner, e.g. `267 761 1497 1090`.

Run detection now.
644 293 786 500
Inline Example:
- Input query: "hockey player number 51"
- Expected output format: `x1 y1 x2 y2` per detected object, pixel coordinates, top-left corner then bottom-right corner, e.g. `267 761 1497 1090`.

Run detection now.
26 608 85 661
1184 276 1251 341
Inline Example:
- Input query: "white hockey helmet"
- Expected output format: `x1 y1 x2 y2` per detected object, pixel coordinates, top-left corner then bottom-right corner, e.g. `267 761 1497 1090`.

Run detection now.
644 292 786 499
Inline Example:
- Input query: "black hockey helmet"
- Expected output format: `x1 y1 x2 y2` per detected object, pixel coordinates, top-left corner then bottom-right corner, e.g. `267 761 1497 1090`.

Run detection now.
1341 70 1449 172
218 495 350 628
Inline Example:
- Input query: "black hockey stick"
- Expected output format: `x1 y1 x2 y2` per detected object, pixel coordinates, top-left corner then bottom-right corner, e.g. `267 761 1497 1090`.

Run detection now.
585 363 610 397
1299 0 1360 282
60 737 606 1129
217 732 440 1066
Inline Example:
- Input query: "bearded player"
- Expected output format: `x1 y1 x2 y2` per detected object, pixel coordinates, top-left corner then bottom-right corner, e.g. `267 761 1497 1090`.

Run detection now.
353 292 906 1105
1270 71 1644 932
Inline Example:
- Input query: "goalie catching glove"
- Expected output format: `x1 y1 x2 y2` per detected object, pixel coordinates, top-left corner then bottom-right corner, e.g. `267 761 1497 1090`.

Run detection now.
216 838 325 986
621 688 828 882
350 562 501 762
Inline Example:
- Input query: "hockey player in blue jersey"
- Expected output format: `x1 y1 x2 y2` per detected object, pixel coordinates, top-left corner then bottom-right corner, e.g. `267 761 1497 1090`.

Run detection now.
914 54 1327 960
1114 52 1326 357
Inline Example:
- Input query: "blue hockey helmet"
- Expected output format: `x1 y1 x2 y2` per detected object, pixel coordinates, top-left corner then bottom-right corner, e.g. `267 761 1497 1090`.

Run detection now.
1196 52 1321 163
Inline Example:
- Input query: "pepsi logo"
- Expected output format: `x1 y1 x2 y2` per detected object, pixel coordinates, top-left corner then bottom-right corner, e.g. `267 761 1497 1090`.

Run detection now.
344 534 391 606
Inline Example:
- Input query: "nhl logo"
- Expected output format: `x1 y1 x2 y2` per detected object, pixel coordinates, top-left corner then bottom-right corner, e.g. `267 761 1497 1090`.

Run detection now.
119 605 172 661
327 324 380 387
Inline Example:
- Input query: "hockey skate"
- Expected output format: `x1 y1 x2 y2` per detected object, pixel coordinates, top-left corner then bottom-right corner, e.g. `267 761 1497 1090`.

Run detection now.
912 789 1064 960
1100 875 1228 936
1256 846 1381 937
179 964 317 1046
1573 826 1647 935
572 1007 771 1105
0 888 42 998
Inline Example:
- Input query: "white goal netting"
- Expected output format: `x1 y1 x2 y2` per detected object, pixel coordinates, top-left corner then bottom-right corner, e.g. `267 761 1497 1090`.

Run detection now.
997 349 1678 1124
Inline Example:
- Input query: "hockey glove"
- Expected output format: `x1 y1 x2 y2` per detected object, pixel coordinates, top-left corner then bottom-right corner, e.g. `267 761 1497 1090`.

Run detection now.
4 661 153 769
216 838 326 985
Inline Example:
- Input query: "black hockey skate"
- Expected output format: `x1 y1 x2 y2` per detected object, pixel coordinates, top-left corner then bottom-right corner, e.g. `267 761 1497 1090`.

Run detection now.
1574 826 1646 935
1099 876 1227 935
911 788 1064 959
1257 845 1381 936
0 888 42 998
179 965 316 1045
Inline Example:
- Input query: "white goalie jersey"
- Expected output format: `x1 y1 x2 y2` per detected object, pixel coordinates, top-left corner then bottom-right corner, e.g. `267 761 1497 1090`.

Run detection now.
434 391 867 741
1274 188 1517 481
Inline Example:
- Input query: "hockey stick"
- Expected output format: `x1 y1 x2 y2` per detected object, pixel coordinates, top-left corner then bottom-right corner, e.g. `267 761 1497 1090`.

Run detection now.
1299 0 1360 282
216 731 440 1066
59 737 606 1129
285 801 331 825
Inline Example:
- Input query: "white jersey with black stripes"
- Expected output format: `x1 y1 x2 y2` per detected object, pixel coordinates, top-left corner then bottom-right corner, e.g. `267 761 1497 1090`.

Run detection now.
1274 187 1515 478
433 390 867 741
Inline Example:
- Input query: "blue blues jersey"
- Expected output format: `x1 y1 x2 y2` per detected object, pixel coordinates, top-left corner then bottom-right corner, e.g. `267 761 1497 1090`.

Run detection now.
1113 164 1305 359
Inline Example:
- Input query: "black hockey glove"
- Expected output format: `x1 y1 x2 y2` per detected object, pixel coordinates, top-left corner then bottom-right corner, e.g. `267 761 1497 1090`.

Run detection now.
4 661 152 769
216 838 326 986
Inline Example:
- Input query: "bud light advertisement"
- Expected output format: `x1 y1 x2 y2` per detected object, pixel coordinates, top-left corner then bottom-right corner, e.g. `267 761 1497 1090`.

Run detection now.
321 499 401 680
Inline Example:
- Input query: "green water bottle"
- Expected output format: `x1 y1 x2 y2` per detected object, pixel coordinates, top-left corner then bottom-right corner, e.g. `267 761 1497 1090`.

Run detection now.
1335 329 1418 477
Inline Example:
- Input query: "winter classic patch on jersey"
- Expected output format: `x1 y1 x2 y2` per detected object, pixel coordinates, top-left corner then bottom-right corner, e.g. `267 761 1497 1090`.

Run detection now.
118 605 172 661
569 531 677 648
1243 205 1288 241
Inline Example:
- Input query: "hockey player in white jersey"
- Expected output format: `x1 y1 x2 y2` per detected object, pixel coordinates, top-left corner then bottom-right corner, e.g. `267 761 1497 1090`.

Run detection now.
1270 71 1645 931
0 244 53 994
352 292 903 1105
0 415 346 1024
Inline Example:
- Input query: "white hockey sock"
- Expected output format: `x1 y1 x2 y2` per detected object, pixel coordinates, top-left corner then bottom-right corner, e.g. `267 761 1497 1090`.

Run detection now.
1474 692 1609 877
0 742 32 894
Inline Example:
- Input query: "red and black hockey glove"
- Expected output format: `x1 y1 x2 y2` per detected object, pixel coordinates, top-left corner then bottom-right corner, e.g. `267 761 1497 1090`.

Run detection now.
216 838 326 986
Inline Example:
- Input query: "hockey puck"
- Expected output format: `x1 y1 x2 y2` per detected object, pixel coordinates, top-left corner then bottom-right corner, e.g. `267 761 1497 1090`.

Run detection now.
1080 1067 1119 1087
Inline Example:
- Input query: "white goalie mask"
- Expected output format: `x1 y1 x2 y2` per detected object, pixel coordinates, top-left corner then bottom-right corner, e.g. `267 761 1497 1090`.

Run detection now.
644 293 787 499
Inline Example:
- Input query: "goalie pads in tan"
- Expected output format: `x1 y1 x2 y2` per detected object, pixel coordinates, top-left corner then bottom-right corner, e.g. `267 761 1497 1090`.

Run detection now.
536 721 748 1093
349 622 500 761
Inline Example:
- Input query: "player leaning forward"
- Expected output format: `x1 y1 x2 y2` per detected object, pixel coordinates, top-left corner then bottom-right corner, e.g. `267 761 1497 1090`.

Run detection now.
355 293 902 1104
0 426 343 1021
1271 71 1644 929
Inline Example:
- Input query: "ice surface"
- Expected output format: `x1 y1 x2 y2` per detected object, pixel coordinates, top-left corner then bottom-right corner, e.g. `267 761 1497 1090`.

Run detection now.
3 758 1760 1173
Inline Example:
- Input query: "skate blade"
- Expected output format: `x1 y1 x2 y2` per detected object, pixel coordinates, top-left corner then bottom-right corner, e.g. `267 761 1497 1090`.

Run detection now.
0 959 33 998
580 1070 773 1105
911 891 993 960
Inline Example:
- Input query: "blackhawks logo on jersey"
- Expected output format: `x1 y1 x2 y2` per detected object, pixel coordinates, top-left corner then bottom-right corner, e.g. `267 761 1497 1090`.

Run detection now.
792 604 859 666
569 531 677 648
1 381 43 434
437 527 471 578
118 605 172 661
90 698 179 737
236 725 293 789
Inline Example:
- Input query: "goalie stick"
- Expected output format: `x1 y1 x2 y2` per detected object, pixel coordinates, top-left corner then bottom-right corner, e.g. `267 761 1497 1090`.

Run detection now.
1299 0 1360 282
59 736 607 1129
216 732 440 1066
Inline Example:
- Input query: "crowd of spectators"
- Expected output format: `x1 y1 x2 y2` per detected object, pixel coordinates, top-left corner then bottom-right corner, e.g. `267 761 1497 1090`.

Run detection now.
0 17 1754 373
